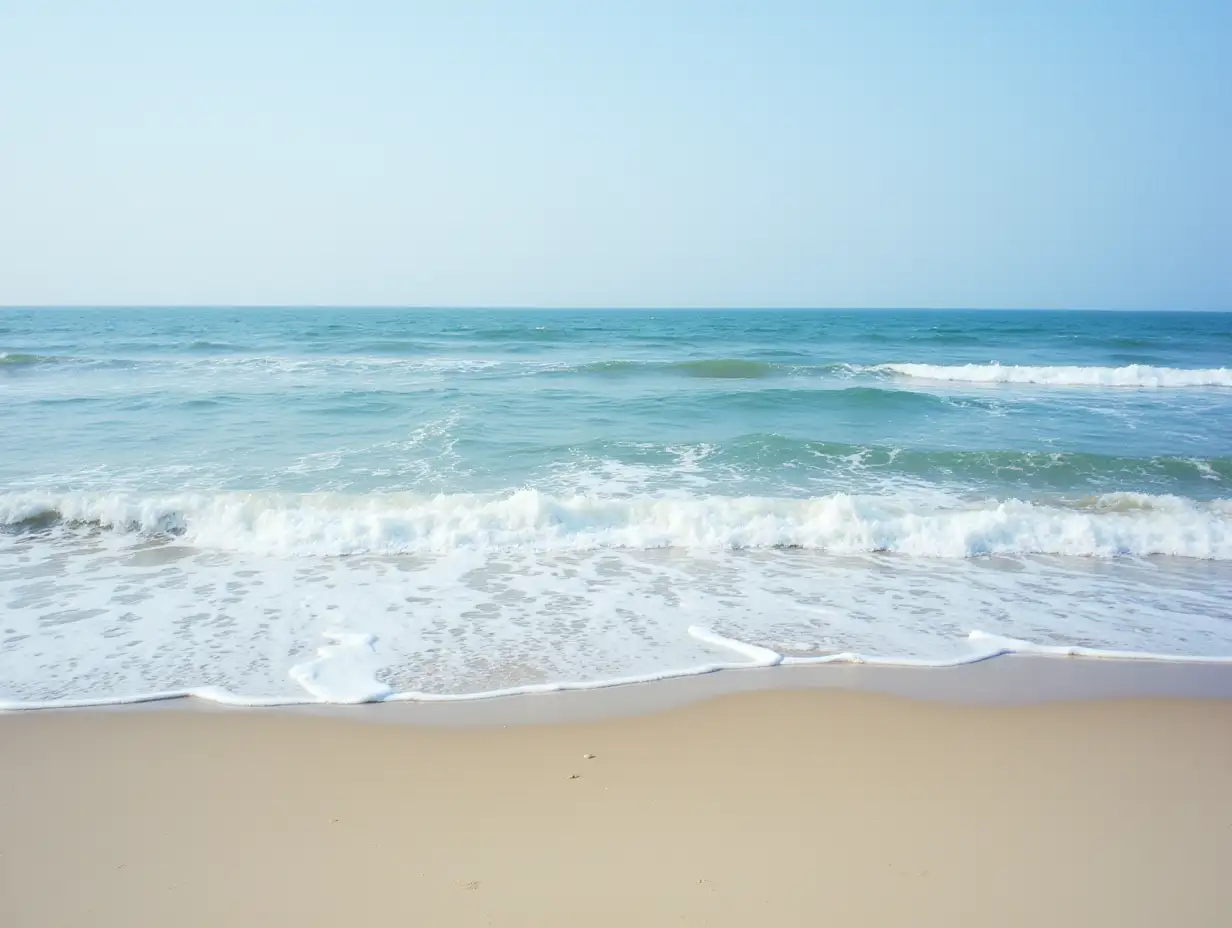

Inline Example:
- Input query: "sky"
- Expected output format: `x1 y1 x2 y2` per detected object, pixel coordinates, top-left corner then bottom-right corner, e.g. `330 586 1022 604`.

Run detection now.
0 1 1229 310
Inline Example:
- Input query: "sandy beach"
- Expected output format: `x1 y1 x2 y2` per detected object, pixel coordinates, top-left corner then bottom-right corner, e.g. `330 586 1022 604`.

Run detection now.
3 680 1230 927
4 1 1230 924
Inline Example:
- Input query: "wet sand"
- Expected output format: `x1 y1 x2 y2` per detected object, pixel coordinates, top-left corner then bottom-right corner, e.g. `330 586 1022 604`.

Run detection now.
2 680 1231 926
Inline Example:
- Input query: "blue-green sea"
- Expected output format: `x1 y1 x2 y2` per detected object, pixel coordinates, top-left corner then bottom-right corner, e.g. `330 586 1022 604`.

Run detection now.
2 309 1231 705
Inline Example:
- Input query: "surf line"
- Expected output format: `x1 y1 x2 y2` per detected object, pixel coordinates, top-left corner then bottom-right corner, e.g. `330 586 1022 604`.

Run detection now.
3 626 1232 711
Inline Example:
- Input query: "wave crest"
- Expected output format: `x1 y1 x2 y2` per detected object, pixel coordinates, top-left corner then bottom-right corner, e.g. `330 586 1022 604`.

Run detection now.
0 352 58 367
880 362 1232 387
3 489 1229 559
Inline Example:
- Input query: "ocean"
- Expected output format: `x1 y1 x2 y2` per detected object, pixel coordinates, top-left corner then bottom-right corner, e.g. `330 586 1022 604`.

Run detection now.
2 308 1231 707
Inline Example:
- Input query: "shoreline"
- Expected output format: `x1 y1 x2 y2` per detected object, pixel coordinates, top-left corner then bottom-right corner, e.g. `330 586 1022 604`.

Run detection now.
3 681 1230 926
6 650 1232 726
283 651 1232 726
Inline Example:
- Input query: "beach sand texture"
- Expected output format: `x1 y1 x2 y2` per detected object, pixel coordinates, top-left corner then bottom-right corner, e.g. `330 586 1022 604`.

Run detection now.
3 687 1231 927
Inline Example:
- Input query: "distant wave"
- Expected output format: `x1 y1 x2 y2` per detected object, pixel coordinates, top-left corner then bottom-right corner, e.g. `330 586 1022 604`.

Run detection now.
552 358 870 379
559 358 807 379
163 356 505 375
858 331 983 346
879 362 1232 387
719 436 1230 488
0 352 58 367
186 340 247 352
671 358 776 379
598 387 970 422
0 352 135 372
8 352 1231 390
3 489 1230 559
716 385 970 414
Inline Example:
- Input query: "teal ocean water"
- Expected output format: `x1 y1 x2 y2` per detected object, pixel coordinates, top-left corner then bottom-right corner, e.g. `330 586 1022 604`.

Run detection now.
2 309 1231 705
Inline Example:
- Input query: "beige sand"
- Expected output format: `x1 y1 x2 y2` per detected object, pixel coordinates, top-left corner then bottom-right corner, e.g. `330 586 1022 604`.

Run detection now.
2 689 1230 927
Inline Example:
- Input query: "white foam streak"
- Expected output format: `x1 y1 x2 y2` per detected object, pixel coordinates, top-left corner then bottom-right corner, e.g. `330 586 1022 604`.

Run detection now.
4 489 1230 559
0 688 318 711
966 631 1232 663
686 627 783 666
880 362 1232 388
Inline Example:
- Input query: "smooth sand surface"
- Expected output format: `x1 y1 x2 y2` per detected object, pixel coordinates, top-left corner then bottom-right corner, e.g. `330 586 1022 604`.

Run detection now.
3 689 1231 927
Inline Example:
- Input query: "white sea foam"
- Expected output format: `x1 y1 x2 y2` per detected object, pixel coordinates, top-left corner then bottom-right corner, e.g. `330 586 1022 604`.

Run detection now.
0 626 791 710
879 362 1232 388
3 489 1230 559
688 626 783 666
3 625 1231 711
5 498 1231 710
965 631 1232 663
0 687 318 711
287 628 393 703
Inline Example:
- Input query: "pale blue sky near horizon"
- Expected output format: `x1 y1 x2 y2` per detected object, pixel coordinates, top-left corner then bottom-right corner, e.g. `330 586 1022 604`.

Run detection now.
1 1 1229 310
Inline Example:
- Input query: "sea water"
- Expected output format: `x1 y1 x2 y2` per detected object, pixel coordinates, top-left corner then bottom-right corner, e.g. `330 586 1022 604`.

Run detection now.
2 308 1230 705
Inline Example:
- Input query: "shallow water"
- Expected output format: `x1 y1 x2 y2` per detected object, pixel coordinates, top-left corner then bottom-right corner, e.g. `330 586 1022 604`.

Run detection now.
2 308 1231 704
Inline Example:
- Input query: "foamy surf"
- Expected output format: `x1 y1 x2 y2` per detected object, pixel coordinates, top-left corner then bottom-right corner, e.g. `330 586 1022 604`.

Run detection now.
4 488 1230 559
879 362 1232 387
3 625 1231 711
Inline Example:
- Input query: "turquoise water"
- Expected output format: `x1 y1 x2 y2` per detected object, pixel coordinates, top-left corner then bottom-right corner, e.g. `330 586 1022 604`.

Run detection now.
2 309 1231 704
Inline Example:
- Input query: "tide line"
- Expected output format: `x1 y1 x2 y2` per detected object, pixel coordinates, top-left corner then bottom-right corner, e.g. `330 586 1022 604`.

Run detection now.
3 626 1232 712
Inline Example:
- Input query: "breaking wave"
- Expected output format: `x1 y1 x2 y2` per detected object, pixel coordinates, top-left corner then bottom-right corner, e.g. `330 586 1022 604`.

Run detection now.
880 362 1232 388
3 489 1230 559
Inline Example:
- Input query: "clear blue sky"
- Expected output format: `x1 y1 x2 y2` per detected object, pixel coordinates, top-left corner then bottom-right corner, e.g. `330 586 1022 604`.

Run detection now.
1 1 1228 309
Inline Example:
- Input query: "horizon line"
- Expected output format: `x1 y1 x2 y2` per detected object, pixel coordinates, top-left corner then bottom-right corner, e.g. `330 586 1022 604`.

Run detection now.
2 305 1227 313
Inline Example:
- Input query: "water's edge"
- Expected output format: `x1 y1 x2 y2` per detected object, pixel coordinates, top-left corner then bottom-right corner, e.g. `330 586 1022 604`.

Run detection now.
5 627 1231 716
